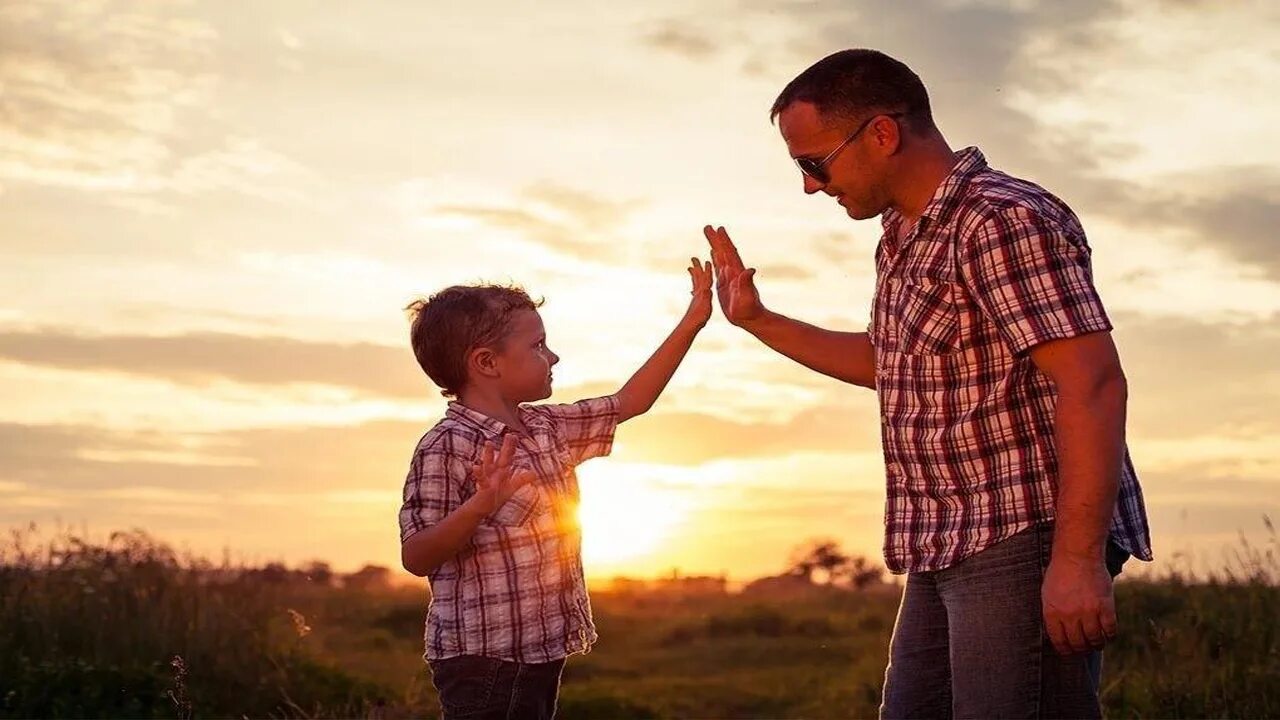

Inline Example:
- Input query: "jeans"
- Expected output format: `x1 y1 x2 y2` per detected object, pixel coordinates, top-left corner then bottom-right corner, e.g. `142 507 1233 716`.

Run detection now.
429 655 566 720
880 522 1129 719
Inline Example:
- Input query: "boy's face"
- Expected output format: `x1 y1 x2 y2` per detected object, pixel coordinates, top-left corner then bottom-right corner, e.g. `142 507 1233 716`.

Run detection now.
494 309 559 402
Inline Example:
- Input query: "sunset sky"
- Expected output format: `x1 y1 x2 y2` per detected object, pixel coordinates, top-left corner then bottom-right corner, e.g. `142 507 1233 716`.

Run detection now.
3 0 1278 581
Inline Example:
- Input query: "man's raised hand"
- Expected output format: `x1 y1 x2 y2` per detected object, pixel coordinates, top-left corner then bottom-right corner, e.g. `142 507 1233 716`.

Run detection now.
702 225 765 328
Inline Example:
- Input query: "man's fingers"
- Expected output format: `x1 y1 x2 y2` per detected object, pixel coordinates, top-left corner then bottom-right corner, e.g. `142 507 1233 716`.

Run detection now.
1063 617 1091 654
1101 607 1119 640
1046 617 1070 656
716 227 745 269
479 442 495 474
1081 613 1108 650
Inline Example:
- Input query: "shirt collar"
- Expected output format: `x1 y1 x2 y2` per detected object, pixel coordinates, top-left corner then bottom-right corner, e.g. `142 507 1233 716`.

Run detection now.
445 401 551 439
880 146 987 235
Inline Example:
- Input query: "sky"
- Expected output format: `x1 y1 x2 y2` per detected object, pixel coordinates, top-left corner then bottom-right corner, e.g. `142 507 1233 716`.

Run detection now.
2 0 1279 581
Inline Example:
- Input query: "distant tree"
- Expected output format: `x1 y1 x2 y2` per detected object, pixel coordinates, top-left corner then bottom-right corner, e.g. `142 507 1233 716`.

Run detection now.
843 555 885 590
257 561 290 584
787 538 851 585
344 564 392 591
301 560 334 586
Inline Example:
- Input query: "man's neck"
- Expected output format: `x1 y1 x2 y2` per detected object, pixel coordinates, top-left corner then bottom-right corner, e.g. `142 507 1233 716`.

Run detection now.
456 387 528 435
892 139 959 225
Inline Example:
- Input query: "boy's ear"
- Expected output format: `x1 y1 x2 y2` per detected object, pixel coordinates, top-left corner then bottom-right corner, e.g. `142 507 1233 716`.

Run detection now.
468 346 500 380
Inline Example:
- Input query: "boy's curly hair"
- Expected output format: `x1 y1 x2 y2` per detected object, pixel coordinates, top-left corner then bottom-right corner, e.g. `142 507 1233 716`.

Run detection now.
405 284 542 398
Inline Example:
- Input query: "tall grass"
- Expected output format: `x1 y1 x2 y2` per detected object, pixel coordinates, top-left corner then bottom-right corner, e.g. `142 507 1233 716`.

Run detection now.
0 526 386 718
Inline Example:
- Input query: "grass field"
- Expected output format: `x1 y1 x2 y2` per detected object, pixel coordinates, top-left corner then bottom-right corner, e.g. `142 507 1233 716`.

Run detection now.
2 526 1276 719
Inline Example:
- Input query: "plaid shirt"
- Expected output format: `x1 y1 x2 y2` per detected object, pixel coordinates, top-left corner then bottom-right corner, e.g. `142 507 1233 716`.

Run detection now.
398 395 619 662
870 147 1153 573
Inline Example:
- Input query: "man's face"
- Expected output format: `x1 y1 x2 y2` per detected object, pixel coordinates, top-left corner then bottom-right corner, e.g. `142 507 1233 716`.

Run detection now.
494 309 558 402
778 101 891 220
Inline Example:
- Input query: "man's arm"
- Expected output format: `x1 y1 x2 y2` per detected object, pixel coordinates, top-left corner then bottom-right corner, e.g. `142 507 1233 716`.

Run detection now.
1031 331 1126 654
703 225 876 389
742 310 876 388
616 258 713 422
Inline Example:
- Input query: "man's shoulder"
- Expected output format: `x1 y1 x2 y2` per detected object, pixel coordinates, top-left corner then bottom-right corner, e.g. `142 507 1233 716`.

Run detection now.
955 167 1082 237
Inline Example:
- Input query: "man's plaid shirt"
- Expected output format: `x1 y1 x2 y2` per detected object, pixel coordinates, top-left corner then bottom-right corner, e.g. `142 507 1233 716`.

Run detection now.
870 147 1153 573
398 395 618 662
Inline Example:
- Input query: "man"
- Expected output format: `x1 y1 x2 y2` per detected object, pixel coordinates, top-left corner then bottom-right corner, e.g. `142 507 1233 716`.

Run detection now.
704 49 1152 718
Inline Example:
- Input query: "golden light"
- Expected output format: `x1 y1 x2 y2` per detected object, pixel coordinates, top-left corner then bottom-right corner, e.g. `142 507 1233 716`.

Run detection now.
575 463 689 573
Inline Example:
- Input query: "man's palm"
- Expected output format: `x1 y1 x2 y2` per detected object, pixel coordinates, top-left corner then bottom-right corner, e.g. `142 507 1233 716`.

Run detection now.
703 225 764 326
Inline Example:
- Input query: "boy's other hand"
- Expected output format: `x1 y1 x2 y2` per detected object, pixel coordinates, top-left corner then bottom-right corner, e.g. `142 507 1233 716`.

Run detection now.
470 434 535 516
685 256 713 329
703 225 764 328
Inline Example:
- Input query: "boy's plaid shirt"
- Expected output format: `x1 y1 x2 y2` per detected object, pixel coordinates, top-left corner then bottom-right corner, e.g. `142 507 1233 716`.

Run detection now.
398 395 619 662
870 147 1153 573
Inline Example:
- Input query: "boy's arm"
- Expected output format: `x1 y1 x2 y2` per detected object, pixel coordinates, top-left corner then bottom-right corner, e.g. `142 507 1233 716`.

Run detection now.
616 258 712 423
400 435 534 577
703 225 876 389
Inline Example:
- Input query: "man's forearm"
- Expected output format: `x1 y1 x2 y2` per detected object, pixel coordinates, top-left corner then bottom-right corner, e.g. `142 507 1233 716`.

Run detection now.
401 497 488 577
617 319 701 422
1050 374 1126 563
742 309 876 388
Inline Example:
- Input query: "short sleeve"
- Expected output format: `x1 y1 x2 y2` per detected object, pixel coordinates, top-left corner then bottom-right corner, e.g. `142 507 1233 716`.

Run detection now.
398 438 467 543
960 205 1113 355
524 395 620 466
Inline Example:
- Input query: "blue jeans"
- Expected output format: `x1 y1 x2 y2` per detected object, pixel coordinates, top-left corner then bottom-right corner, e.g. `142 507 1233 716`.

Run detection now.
429 655 565 720
880 522 1129 719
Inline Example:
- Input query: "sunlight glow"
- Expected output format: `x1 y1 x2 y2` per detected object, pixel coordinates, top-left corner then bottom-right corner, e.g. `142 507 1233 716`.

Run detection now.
576 464 689 571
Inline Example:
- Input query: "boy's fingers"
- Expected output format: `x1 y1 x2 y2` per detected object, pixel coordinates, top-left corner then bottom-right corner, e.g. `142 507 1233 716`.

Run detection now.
511 468 536 490
496 433 517 468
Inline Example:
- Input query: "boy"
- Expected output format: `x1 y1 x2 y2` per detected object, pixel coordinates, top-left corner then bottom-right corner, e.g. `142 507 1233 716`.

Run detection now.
398 258 712 719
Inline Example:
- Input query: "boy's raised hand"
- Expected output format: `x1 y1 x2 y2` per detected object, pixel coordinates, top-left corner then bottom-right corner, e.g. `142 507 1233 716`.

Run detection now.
685 256 713 329
470 434 535 516
703 225 764 328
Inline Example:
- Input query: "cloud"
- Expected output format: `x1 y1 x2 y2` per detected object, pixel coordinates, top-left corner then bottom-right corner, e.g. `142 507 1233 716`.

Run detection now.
0 1 312 208
640 20 720 61
434 183 644 264
0 328 428 399
1117 312 1280 439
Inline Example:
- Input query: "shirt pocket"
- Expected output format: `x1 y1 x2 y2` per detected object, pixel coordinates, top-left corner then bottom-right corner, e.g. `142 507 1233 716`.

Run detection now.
885 277 961 356
486 482 541 527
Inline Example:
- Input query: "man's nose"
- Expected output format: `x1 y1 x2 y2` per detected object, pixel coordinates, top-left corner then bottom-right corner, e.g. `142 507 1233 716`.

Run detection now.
802 174 825 195
549 351 560 366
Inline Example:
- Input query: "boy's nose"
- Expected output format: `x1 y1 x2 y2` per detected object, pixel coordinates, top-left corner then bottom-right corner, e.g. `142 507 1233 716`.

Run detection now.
549 352 560 366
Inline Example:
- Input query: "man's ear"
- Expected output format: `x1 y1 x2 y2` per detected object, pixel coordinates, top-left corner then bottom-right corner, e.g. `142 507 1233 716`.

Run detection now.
872 114 903 156
468 346 500 380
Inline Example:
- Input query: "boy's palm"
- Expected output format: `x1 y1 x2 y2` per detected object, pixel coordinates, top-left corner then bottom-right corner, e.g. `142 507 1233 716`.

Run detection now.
703 225 764 326
471 435 535 515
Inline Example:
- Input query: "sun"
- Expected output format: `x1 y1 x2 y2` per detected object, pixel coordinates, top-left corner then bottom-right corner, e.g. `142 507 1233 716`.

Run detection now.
575 464 687 572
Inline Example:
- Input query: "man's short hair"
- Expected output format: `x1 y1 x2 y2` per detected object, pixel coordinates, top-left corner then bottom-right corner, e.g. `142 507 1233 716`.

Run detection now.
770 49 934 132
405 284 542 398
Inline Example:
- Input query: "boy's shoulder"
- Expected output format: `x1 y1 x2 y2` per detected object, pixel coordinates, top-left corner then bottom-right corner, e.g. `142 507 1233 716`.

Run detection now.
411 413 484 460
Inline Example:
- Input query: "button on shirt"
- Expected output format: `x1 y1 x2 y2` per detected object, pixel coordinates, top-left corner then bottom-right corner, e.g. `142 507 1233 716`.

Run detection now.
870 147 1153 573
398 395 619 662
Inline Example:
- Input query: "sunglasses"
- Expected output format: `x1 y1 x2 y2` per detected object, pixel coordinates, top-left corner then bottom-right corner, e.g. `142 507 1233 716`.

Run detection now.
793 112 906 185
